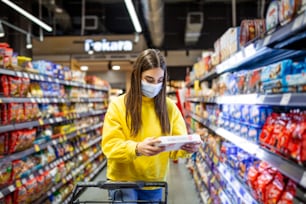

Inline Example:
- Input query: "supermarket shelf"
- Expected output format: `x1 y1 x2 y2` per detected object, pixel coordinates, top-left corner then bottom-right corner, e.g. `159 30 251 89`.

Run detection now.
0 136 102 200
0 96 106 104
186 11 306 83
0 109 106 133
216 93 306 106
215 10 306 75
266 10 306 49
0 68 109 92
186 70 218 88
218 163 257 204
216 45 305 75
0 122 103 165
33 152 105 204
213 126 306 189
197 147 233 204
186 97 203 103
193 161 212 204
189 93 306 107
189 113 306 188
63 159 107 204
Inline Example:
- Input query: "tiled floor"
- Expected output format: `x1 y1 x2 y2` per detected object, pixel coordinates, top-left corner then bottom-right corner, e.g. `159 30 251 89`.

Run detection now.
78 158 201 204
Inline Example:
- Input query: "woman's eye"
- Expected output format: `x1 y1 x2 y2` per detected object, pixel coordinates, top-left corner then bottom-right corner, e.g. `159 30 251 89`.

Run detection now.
146 79 154 83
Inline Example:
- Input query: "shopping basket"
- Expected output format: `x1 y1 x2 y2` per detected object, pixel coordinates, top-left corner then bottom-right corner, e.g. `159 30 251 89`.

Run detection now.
70 180 168 204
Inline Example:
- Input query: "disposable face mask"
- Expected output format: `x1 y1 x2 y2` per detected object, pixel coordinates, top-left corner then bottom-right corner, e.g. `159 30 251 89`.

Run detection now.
141 80 163 98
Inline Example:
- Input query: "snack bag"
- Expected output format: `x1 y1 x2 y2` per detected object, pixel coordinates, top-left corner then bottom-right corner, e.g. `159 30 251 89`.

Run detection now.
265 172 285 203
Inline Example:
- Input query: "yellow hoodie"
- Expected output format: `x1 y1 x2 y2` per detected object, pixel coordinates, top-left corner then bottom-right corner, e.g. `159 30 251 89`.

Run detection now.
101 94 189 182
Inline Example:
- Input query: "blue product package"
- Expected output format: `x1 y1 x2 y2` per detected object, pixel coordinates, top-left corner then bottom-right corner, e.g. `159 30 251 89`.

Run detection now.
261 59 292 82
234 122 241 135
249 106 268 126
241 105 250 123
247 126 261 143
224 119 230 130
222 104 230 119
262 78 287 90
240 124 249 139
234 104 242 121
226 143 238 156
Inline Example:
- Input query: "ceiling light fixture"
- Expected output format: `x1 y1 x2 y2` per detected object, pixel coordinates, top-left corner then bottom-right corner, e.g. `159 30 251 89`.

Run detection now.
26 33 32 49
112 65 121 70
1 0 53 32
0 21 5 37
80 65 88 71
124 0 142 33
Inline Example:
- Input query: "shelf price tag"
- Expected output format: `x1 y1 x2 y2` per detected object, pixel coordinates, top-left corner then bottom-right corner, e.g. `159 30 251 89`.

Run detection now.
38 119 44 125
300 171 306 187
292 14 304 31
15 180 22 188
16 72 22 77
34 144 40 152
49 118 54 124
280 93 291 105
257 95 265 104
263 35 272 46
8 185 16 192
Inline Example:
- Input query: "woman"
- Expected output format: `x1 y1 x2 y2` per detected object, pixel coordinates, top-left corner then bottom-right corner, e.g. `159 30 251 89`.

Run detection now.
102 48 200 203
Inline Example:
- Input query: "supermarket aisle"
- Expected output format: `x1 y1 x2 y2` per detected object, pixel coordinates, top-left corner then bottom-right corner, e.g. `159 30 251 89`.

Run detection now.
78 158 200 204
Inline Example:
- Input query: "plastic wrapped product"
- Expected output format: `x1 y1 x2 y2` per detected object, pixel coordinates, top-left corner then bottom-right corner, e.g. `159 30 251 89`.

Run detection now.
279 0 301 25
266 0 280 33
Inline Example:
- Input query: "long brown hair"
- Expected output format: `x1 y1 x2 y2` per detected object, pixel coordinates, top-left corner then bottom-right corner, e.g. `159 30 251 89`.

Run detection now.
125 49 170 136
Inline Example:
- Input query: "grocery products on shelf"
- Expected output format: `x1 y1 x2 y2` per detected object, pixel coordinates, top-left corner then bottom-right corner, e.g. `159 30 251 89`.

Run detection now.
185 2 306 203
0 51 109 204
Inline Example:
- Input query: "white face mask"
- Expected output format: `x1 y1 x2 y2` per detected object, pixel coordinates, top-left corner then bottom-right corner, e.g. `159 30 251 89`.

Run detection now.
141 80 163 98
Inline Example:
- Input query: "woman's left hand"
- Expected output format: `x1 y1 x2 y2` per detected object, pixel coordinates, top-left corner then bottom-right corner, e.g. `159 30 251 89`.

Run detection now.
180 142 201 153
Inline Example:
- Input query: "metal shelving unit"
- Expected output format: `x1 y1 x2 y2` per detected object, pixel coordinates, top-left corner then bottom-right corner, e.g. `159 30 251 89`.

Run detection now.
0 109 106 134
190 112 306 189
0 67 109 202
0 68 108 91
0 137 103 200
187 92 306 107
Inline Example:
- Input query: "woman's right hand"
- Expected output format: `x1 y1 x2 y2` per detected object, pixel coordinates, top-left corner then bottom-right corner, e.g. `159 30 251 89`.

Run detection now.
136 137 165 156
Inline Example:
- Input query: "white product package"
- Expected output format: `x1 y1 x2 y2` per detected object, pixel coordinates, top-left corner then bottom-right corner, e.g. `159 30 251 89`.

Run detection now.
157 134 202 152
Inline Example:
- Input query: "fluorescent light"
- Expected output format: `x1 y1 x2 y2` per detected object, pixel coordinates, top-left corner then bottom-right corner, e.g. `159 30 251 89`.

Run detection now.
1 0 53 32
80 66 88 71
112 65 120 70
124 0 142 33
26 33 32 49
0 21 4 37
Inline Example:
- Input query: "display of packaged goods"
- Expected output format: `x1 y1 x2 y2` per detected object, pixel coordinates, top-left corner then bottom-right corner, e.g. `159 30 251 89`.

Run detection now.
239 19 266 47
266 0 280 33
220 27 240 61
279 0 301 25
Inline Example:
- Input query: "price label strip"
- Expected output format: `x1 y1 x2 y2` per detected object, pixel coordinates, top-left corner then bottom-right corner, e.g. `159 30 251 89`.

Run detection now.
263 35 272 46
280 93 291 105
292 13 304 31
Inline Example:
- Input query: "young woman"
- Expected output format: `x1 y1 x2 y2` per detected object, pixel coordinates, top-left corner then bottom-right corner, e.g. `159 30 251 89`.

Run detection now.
102 48 200 203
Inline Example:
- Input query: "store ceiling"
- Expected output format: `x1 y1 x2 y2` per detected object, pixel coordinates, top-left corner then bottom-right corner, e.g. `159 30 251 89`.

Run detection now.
0 0 265 50
0 0 268 84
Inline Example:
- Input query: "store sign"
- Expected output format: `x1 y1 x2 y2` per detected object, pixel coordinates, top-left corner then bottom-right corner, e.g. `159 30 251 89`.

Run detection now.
84 39 133 52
